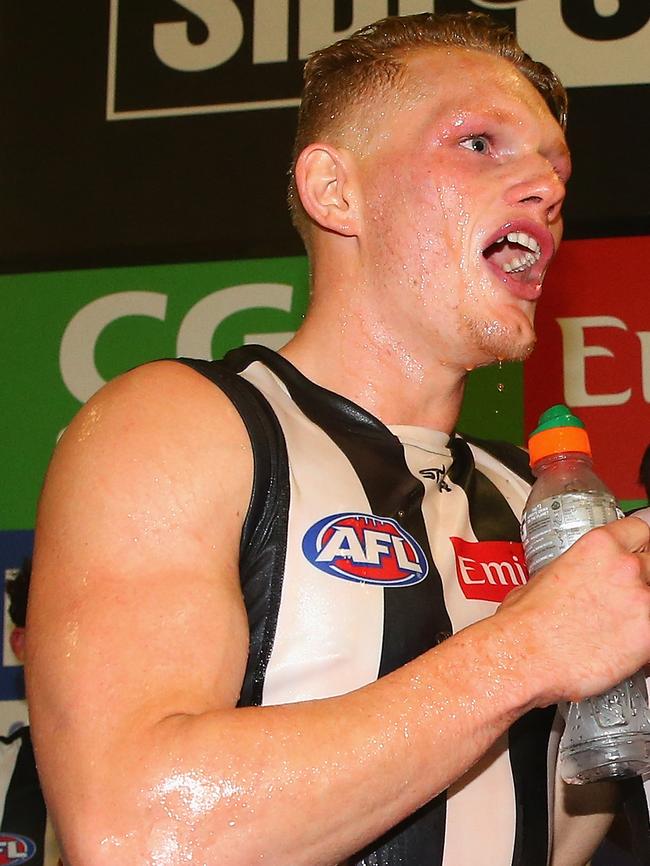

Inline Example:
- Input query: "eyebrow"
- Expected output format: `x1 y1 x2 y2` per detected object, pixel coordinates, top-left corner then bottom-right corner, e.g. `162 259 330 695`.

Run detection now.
445 105 569 152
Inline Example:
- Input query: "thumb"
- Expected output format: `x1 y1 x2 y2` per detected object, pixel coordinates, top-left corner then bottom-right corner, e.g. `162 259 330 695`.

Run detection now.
499 584 526 609
607 509 650 552
631 506 650 528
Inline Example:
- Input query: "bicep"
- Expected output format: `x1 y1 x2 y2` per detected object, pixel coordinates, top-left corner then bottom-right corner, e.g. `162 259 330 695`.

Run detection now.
26 362 253 800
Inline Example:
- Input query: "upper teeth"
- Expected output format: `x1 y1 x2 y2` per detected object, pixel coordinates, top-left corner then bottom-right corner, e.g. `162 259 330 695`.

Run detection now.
506 231 541 254
494 231 542 273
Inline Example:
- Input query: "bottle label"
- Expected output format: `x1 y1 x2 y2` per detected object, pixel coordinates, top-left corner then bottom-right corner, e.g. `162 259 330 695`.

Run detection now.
521 491 620 576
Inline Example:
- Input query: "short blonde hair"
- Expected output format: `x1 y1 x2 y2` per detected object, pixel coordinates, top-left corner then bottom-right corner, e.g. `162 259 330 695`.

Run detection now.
288 12 568 242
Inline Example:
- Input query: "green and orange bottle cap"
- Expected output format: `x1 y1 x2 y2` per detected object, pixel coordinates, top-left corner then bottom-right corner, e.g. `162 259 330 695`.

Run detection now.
528 404 591 466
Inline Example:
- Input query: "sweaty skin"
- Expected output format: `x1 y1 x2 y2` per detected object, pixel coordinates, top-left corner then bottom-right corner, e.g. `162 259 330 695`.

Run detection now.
288 48 570 428
27 48 649 866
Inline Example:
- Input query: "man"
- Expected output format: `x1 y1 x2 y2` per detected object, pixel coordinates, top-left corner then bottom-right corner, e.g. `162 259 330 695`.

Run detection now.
26 13 650 866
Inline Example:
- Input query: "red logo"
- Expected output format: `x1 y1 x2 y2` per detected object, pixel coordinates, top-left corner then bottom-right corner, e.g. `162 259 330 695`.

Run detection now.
0 834 36 864
450 538 529 602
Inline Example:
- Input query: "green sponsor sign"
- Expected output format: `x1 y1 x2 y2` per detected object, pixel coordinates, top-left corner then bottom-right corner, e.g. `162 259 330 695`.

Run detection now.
1 255 524 531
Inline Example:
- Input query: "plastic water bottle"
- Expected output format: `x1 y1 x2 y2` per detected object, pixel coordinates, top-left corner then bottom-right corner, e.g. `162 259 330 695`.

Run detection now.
521 404 650 784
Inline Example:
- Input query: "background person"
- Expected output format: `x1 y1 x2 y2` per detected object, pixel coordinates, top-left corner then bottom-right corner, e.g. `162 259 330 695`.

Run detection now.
2 560 60 866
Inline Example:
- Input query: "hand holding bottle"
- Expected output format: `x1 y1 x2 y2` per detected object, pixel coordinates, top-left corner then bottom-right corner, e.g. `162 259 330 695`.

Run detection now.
520 405 650 784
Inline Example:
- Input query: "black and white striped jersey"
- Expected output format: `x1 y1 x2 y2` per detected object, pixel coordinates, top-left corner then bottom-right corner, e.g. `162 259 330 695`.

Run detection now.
0 726 59 866
181 345 557 866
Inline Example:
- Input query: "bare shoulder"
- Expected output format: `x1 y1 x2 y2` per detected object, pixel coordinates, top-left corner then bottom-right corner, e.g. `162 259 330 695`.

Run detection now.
28 359 253 735
38 359 253 548
52 358 251 481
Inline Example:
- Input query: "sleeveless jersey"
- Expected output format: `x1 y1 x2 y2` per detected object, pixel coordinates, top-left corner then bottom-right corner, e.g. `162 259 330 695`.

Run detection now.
179 345 558 866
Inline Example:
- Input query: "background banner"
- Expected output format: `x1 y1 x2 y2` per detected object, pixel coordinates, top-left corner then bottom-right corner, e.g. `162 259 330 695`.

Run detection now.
0 1 648 272
1 256 524 532
525 236 650 504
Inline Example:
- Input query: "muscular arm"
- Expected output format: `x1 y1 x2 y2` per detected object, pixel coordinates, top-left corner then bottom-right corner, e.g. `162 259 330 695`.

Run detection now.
26 362 650 866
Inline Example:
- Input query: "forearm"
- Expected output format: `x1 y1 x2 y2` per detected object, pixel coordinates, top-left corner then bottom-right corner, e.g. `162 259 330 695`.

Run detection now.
48 615 536 866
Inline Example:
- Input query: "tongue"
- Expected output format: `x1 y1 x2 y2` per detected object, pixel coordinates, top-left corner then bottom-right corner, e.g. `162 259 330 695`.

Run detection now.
483 238 544 300
483 239 529 272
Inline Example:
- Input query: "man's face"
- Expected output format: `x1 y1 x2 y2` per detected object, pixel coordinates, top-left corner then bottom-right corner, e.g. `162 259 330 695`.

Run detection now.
355 47 571 370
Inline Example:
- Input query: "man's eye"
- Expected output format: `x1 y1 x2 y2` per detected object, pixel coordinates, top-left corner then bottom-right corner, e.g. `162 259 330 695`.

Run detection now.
460 135 490 154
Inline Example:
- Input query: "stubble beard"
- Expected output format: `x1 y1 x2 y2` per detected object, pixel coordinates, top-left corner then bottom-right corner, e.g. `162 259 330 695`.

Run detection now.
465 314 537 365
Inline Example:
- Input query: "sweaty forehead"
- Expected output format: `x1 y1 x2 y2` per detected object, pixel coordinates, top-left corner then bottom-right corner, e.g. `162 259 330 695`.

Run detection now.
402 46 552 123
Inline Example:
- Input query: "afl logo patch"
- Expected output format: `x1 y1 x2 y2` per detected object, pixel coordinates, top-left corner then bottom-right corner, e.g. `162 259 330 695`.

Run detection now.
0 834 37 864
302 513 428 586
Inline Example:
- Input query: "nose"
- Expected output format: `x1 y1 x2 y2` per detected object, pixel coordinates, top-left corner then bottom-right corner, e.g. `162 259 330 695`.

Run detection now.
505 157 566 225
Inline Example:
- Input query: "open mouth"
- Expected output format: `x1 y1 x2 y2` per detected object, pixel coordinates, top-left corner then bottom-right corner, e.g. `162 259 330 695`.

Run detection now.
480 221 555 301
483 230 542 280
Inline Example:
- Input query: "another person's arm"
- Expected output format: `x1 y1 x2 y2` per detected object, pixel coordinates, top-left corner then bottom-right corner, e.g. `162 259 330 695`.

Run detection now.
551 769 619 866
26 361 650 866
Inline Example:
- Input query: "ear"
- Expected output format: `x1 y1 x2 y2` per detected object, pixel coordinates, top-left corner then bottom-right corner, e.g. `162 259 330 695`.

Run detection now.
294 143 360 237
10 627 26 664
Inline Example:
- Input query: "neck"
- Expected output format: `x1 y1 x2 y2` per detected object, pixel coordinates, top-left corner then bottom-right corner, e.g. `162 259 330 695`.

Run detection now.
280 264 468 433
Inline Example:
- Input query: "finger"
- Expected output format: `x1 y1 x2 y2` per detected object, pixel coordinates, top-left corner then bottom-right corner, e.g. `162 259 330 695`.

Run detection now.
499 585 525 609
630 506 650 528
625 508 650 553
600 512 650 553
